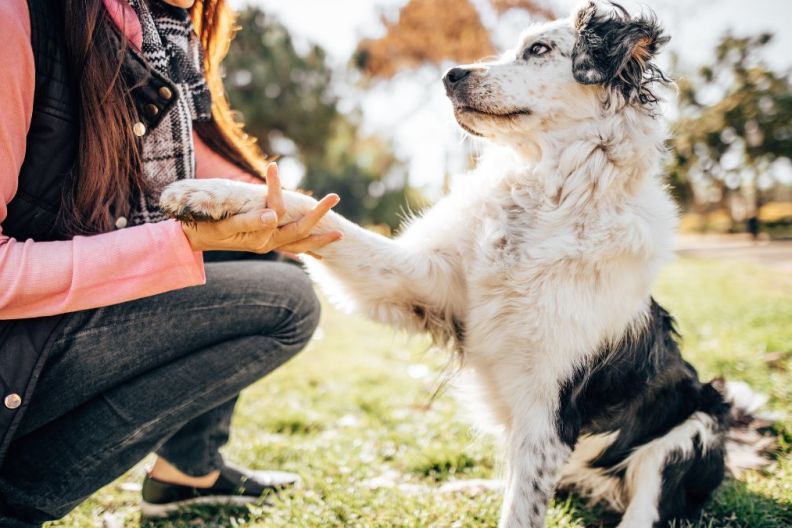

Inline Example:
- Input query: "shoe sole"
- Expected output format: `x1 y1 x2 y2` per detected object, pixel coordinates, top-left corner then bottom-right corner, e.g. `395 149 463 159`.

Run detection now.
141 495 260 517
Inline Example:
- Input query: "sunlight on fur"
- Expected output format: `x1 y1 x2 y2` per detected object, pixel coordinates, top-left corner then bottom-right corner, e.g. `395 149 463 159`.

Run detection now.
160 2 772 527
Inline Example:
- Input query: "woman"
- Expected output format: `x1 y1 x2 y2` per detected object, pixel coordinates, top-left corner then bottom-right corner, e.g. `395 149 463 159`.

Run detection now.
0 0 342 525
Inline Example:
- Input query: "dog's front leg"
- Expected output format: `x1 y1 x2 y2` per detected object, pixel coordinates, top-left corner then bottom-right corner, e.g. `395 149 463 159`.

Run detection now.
499 401 572 528
160 178 466 339
301 207 466 341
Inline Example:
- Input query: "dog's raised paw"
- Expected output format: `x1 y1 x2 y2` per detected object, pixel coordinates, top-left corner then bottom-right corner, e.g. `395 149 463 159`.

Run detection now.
159 179 258 223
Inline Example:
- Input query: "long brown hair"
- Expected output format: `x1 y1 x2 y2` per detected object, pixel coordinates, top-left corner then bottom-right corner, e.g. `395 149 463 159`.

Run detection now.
60 0 266 236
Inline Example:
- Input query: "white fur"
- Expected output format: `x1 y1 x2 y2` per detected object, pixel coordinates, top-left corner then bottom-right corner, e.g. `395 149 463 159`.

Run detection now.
161 5 681 527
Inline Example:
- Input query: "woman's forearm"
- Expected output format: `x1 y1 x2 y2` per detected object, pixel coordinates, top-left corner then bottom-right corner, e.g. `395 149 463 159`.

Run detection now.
0 220 205 320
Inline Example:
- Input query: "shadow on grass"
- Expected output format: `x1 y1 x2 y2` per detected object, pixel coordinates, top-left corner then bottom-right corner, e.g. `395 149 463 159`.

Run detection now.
556 477 791 528
132 478 790 528
139 504 254 528
128 475 790 528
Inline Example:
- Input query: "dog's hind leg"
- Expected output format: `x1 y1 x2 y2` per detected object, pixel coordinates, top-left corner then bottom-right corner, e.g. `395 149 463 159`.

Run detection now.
616 452 665 528
616 412 725 528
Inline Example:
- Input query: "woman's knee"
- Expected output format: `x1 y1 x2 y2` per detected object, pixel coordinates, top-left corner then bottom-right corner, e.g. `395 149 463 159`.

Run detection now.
276 262 321 344
240 262 320 344
202 261 320 346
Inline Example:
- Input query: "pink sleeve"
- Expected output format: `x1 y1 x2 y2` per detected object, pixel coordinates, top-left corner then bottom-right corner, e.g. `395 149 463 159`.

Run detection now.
194 131 264 184
0 0 205 320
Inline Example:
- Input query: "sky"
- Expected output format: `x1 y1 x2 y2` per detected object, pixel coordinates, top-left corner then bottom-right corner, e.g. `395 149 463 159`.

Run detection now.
231 0 792 193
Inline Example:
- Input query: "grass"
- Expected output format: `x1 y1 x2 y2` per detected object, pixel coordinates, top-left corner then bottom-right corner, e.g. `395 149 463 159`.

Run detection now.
49 257 792 527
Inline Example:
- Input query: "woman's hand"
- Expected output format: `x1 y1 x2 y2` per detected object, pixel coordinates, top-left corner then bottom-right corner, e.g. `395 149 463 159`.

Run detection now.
180 163 342 255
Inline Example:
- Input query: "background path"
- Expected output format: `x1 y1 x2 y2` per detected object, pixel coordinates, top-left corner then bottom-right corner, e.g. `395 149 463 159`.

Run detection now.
676 234 792 272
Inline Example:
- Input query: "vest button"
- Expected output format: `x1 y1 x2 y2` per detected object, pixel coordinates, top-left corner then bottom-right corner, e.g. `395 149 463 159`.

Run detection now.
144 104 160 117
4 393 22 410
159 86 173 100
115 216 128 229
133 122 147 137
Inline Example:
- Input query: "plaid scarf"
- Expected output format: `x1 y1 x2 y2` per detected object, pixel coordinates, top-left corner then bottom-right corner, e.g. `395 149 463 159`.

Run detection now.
127 0 212 225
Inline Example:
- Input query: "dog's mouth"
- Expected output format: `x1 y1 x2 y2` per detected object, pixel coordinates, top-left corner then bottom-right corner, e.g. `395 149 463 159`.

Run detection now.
452 106 532 137
456 121 485 137
454 106 533 119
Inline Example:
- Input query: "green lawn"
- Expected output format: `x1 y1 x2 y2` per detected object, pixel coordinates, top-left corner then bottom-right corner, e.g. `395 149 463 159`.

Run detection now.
50 258 792 527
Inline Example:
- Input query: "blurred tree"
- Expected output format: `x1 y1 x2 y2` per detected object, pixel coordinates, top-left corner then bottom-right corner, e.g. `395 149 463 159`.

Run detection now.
669 33 792 228
352 0 557 198
355 0 494 78
490 0 555 19
222 10 337 160
355 0 556 79
302 117 427 227
223 8 423 228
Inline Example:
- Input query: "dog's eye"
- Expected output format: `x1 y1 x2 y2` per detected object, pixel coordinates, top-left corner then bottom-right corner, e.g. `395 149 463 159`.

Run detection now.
524 42 551 59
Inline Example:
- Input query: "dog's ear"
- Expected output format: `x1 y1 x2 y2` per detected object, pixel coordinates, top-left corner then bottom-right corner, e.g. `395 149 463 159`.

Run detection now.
572 2 670 101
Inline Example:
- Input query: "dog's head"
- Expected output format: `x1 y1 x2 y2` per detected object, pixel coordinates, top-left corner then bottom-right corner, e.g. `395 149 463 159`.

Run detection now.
444 1 669 149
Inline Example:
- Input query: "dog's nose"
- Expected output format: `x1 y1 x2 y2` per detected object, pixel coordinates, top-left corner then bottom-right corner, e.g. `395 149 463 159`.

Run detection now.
443 67 471 90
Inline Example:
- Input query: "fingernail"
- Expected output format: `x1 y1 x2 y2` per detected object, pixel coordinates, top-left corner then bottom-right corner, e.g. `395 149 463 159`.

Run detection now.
261 211 277 223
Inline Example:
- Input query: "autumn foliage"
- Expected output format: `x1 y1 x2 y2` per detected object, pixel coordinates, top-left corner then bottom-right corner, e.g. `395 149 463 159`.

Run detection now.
355 0 494 78
490 0 555 19
355 0 556 79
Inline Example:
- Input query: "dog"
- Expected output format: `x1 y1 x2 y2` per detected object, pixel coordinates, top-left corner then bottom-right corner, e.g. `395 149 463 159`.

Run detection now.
159 2 769 526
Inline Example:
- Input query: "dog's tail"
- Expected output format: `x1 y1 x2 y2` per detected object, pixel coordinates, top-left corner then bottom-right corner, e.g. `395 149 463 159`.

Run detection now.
711 379 777 477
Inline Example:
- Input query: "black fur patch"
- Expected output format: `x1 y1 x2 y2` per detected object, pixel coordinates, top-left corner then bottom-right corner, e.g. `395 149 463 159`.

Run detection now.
572 2 670 105
171 208 231 225
555 299 731 521
654 440 726 527
412 304 466 350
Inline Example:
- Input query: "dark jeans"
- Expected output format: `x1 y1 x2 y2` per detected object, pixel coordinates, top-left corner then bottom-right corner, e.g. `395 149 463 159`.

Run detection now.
0 260 320 527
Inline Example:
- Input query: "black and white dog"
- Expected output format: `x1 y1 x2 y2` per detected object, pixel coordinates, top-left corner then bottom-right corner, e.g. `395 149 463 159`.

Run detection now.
160 2 768 526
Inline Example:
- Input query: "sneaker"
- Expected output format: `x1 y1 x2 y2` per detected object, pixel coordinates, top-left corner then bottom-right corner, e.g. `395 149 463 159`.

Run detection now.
140 463 300 518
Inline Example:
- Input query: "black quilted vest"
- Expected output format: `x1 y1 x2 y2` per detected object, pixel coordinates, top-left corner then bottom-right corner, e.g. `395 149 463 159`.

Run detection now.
4 0 179 242
0 0 178 464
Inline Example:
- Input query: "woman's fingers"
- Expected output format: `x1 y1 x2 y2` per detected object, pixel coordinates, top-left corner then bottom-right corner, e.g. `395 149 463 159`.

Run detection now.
249 228 279 253
181 208 278 252
277 231 343 255
265 163 286 220
297 194 340 235
278 194 340 241
184 185 340 254
217 208 278 236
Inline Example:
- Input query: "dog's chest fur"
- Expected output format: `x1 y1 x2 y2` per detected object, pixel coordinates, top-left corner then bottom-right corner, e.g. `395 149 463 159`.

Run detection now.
436 165 674 422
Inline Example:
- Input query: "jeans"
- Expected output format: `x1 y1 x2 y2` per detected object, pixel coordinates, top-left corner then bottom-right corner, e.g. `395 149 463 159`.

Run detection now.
0 260 320 527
